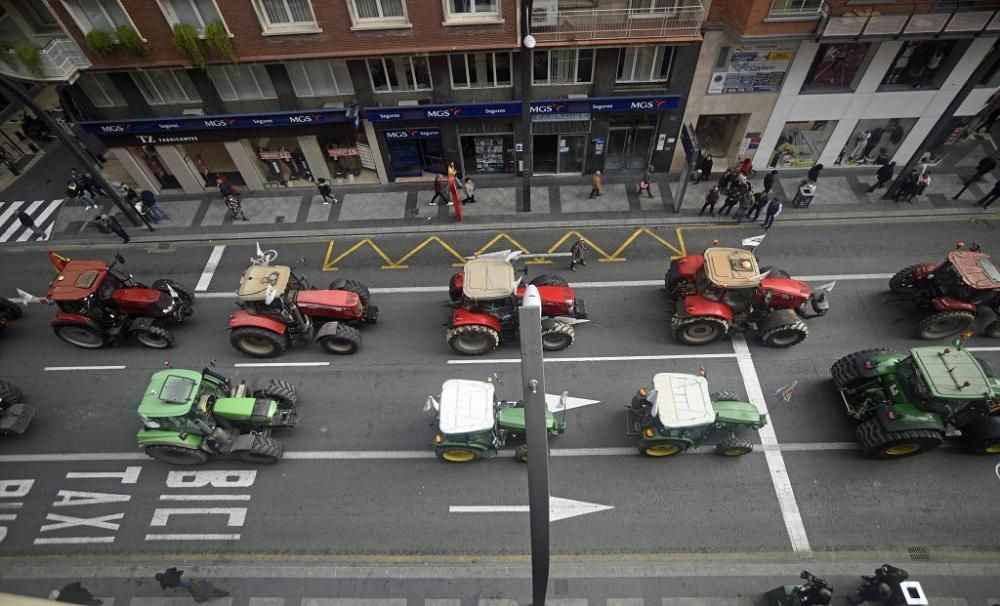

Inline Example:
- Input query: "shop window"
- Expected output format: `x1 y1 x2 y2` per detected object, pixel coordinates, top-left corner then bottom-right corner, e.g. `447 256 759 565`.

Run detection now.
131 69 200 105
444 0 499 23
78 72 126 107
628 0 682 13
158 0 224 33
533 49 593 85
450 52 512 89
461 134 514 174
616 46 673 83
835 118 916 167
350 0 406 22
880 41 961 91
367 56 432 93
287 60 354 97
252 0 318 33
801 43 873 93
768 120 837 168
63 0 134 33
208 64 278 101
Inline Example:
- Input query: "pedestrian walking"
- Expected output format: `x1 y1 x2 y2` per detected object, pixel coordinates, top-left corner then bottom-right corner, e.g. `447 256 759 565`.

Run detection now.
82 171 105 198
976 179 1000 208
17 209 47 239
188 579 229 603
637 165 654 197
224 194 248 221
761 196 783 230
762 170 778 195
216 174 236 198
805 163 823 185
569 238 587 271
156 567 192 589
738 158 753 177
914 170 931 199
734 186 753 224
954 156 997 199
696 154 713 183
428 174 449 206
588 170 603 198
915 152 932 176
132 198 154 228
98 214 130 243
747 190 767 222
699 186 720 216
462 177 476 204
69 167 89 194
66 180 98 210
49 581 102 605
718 190 739 217
895 169 919 203
139 190 169 221
867 161 895 192
317 178 338 204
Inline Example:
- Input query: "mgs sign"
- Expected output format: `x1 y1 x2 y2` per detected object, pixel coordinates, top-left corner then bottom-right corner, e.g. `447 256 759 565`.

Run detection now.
424 107 462 119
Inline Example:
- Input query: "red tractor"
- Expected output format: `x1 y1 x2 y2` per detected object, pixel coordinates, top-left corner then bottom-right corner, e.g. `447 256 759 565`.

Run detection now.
229 244 378 358
889 246 1000 340
665 246 830 347
44 251 195 349
446 251 588 355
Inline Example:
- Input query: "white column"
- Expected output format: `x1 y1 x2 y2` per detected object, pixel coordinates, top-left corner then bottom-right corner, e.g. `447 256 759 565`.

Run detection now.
363 119 388 183
155 145 204 194
226 141 266 191
296 135 331 181
855 41 902 93
108 148 159 194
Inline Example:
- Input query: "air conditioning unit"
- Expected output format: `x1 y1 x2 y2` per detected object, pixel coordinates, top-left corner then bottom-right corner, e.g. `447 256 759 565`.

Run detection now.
323 102 345 109
532 0 558 26
398 100 420 106
181 108 205 116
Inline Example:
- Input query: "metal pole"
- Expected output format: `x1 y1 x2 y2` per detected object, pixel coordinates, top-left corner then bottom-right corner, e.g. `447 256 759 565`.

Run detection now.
519 284 550 605
519 0 534 212
0 75 148 229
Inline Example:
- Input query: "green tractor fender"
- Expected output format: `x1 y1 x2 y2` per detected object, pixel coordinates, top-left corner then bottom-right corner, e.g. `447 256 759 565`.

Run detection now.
137 428 203 449
711 399 767 429
873 404 945 434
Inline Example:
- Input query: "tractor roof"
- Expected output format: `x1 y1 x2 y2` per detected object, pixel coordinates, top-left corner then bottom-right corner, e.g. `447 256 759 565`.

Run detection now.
138 369 203 417
947 251 1000 290
463 258 517 300
652 373 716 429
703 247 762 288
910 346 991 400
46 259 109 301
438 379 496 434
238 264 291 302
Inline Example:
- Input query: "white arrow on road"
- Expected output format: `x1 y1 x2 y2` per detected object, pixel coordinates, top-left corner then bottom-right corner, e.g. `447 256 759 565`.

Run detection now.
450 496 614 522
545 393 600 412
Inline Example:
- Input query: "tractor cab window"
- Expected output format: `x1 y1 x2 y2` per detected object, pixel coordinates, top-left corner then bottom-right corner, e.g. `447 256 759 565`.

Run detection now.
159 375 197 403
696 270 723 302
680 425 709 442
721 286 754 311
475 297 517 322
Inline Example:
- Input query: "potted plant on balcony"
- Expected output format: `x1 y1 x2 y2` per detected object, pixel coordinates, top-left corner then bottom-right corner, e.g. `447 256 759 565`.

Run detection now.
172 23 206 70
204 20 236 63
85 29 116 57
115 25 149 57
14 42 42 77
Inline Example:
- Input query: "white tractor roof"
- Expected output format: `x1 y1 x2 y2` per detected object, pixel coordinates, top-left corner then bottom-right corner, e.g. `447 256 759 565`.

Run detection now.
238 264 290 302
463 258 517 300
652 373 716 429
438 379 496 434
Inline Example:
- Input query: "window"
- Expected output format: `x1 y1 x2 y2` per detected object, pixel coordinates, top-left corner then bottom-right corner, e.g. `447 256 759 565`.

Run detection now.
78 72 126 107
616 46 673 83
158 0 223 32
254 0 317 31
801 42 873 93
11 0 59 30
208 64 278 101
834 118 917 167
131 69 200 105
879 40 962 92
352 0 405 20
63 0 132 32
449 0 497 14
287 60 354 96
767 0 825 18
628 0 679 13
367 56 432 92
533 49 593 85
450 52 512 89
768 120 837 168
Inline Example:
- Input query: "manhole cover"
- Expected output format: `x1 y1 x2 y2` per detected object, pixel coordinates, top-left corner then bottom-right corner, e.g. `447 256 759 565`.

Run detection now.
149 242 175 253
908 546 930 560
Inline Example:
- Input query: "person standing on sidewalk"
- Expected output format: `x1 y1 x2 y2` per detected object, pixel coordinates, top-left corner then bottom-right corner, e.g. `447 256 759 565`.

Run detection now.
696 155 713 183
462 177 477 204
69 168 91 196
747 190 767 222
428 174 449 206
17 209 47 239
976 179 1000 208
734 185 753 224
914 170 932 200
82 171 105 198
66 179 98 210
894 169 919 203
317 178 338 204
139 190 169 222
156 567 191 590
805 163 824 185
868 161 895 192
637 165 654 198
761 196 783 230
588 170 603 198
98 214 130 243
699 186 720 216
225 193 248 221
717 168 735 196
953 156 997 199
762 170 778 196
718 187 739 217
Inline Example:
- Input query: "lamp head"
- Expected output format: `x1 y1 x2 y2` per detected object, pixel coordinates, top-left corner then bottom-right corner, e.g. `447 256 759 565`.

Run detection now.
523 34 536 49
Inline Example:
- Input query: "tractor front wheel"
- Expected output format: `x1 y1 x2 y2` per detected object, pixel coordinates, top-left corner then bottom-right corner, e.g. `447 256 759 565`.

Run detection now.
917 310 975 340
328 278 371 307
541 321 575 351
0 379 23 405
447 325 500 355
641 440 686 457
54 324 106 349
985 320 1000 339
132 325 175 349
671 316 727 346
960 417 1000 455
257 379 299 408
857 418 943 459
144 445 208 465
715 438 754 457
710 391 741 402
436 447 482 462
889 265 922 296
317 324 361 355
530 274 569 287
758 310 808 348
230 327 288 358
830 348 896 389
238 436 284 464
0 297 24 321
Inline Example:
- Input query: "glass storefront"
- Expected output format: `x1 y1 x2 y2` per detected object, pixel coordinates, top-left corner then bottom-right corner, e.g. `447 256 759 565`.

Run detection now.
801 43 873 93
320 129 379 184
130 145 181 190
835 118 916 166
179 142 243 188
879 40 964 91
768 120 837 168
460 134 515 175
384 128 447 178
246 136 314 187
533 134 584 174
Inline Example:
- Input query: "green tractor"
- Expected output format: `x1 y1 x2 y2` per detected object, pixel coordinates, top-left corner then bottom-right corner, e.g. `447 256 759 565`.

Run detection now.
426 379 567 462
0 379 33 436
137 367 299 465
627 372 767 457
831 341 1000 458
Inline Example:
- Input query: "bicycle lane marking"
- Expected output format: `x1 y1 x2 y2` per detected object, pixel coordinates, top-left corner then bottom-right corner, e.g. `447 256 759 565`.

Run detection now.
195 245 227 292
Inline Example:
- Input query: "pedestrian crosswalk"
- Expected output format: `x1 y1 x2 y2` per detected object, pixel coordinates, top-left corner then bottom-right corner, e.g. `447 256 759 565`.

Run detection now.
0 199 64 243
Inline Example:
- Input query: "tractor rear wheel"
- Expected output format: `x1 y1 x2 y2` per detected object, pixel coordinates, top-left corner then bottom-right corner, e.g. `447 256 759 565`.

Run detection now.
917 310 975 340
530 274 569 287
436 446 481 462
758 309 808 348
985 320 1000 339
671 316 727 345
0 297 23 321
54 324 106 349
238 436 284 464
318 324 361 355
889 265 922 296
641 440 686 457
328 278 371 307
133 325 175 349
447 325 500 355
258 379 299 408
856 417 943 459
831 349 896 389
541 321 574 351
230 327 288 358
144 445 208 465
960 417 1000 454
0 380 23 405
715 438 754 457
710 391 741 402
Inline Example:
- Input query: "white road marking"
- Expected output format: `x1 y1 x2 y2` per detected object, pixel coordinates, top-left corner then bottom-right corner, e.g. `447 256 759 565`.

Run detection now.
44 365 126 371
150 507 246 526
733 335 811 555
1 200 39 241
447 353 738 365
0 514 16 521
450 496 614 522
33 536 115 544
144 533 241 541
0 502 24 508
233 362 331 368
195 244 227 292
67 467 141 483
968 347 1000 352
194 292 234 299
159 494 252 501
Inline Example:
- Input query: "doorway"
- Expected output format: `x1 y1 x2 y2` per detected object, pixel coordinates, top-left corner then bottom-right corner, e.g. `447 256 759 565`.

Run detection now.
695 114 748 162
533 134 585 174
385 129 447 178
606 127 654 171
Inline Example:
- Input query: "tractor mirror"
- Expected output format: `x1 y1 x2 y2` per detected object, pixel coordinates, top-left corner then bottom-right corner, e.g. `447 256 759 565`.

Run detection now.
423 396 439 413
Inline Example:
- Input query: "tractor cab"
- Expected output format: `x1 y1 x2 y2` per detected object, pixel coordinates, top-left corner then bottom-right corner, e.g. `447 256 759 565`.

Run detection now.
461 257 520 330
932 251 1000 304
894 346 997 422
138 369 214 434
696 247 762 312
639 373 717 443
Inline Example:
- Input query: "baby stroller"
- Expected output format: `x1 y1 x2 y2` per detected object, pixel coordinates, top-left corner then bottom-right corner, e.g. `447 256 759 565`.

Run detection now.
224 194 248 221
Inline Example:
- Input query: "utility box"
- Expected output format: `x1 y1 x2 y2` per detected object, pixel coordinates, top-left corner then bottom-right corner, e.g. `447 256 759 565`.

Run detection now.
792 183 816 208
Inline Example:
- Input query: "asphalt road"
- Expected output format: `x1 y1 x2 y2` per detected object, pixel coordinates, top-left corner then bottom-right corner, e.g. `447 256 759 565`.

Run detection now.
1 217 1000 602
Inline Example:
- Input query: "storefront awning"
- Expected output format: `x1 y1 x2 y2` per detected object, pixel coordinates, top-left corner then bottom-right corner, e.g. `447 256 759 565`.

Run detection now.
364 96 682 122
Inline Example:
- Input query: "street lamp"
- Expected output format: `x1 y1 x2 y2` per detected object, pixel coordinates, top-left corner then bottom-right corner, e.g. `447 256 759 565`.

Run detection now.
519 0 534 212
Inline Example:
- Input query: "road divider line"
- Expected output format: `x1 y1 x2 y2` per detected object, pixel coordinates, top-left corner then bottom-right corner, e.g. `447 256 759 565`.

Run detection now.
283 451 432 460
195 244 226 291
159 494 251 501
447 353 739 365
145 534 241 541
32 537 115 545
44 365 126 371
968 347 1000 352
733 335 811 556
234 362 331 368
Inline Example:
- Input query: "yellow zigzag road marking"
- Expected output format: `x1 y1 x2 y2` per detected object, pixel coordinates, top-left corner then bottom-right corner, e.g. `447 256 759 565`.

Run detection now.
473 232 552 265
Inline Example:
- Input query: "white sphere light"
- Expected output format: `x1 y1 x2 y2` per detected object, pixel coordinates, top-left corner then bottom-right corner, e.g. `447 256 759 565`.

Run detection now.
523 34 536 49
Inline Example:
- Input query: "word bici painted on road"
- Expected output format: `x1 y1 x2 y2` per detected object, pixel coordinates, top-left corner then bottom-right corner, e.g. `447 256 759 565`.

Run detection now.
0 468 256 546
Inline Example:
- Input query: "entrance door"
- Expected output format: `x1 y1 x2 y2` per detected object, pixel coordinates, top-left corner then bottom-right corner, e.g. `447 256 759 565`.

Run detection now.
387 139 422 177
559 136 585 174
606 127 654 171
534 135 558 173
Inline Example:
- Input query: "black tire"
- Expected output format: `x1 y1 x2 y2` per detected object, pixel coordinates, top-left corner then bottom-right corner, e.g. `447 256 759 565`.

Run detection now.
144 444 208 465
541 321 574 351
436 446 482 462
152 279 196 304
448 274 463 304
974 357 995 377
640 440 687 457
831 349 896 389
257 379 299 408
671 315 727 345
760 266 791 279
318 324 361 355
447 324 500 355
239 435 284 464
0 297 23 320
889 264 922 296
985 320 1000 339
715 437 754 457
710 391 741 402
917 310 975 340
514 444 529 463
230 326 288 358
856 417 943 459
54 323 106 349
328 278 371 307
0 379 23 405
665 278 696 300
960 416 1000 455
132 325 175 349
758 309 808 348
530 274 569 287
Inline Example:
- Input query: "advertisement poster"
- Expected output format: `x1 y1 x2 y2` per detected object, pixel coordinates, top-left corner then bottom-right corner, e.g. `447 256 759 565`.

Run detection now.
708 44 795 95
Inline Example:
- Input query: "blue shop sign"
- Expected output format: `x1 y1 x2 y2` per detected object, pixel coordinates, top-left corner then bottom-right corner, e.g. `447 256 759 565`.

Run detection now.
80 108 351 136
365 95 681 122
383 128 441 140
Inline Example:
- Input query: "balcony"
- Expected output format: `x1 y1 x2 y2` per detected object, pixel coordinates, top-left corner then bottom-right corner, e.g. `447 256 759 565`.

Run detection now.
766 0 829 21
530 1 705 43
0 38 90 82
819 1 1000 38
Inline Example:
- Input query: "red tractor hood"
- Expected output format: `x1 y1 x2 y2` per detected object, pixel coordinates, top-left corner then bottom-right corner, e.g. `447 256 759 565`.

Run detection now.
516 285 576 316
296 290 361 318
112 288 165 305
760 277 812 300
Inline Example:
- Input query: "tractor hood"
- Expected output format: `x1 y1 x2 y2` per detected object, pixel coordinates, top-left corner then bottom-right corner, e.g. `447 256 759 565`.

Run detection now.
296 290 361 311
213 397 275 421
760 277 812 300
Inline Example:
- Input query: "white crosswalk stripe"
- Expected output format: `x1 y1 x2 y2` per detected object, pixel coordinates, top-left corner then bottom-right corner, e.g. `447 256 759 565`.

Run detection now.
0 199 64 243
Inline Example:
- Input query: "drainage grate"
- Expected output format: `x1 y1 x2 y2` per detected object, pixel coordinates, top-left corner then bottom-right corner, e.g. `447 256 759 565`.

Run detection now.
908 546 931 560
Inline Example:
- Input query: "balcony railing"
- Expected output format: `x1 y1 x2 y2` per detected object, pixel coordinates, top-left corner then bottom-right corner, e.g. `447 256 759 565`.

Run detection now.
819 2 1000 38
766 0 828 21
530 2 705 42
0 37 90 82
